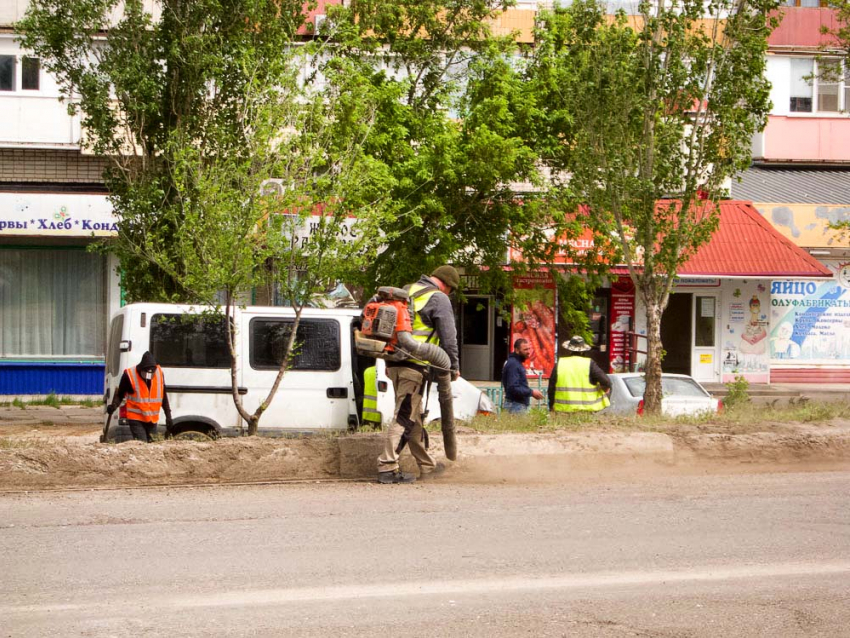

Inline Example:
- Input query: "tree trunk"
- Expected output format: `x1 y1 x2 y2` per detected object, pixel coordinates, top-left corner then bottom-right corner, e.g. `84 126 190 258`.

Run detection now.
642 289 665 415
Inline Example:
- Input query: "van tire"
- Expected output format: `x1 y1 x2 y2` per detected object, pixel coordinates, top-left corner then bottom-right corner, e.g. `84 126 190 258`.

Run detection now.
169 424 216 442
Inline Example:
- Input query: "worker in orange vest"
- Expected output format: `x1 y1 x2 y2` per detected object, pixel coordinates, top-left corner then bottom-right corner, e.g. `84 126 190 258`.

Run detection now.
106 351 173 442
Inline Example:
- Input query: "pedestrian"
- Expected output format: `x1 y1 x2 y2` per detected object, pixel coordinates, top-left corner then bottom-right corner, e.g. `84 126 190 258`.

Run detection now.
501 338 544 414
106 351 173 442
377 265 460 484
547 336 611 413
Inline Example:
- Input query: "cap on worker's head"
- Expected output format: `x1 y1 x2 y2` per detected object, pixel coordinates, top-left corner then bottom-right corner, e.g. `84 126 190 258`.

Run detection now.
563 336 591 352
430 265 460 292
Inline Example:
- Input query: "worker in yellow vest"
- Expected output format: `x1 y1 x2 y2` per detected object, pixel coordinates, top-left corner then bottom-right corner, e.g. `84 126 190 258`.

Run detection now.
377 265 460 484
361 365 382 428
547 336 611 413
107 351 173 442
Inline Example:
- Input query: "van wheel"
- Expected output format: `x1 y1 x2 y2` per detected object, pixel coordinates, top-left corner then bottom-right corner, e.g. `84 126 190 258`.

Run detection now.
171 428 215 442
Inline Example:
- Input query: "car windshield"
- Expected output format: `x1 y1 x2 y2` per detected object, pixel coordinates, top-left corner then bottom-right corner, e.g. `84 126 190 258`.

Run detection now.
623 376 708 398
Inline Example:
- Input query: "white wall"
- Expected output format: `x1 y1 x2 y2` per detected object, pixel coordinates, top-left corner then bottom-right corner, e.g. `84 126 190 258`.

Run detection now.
0 35 81 147
766 54 791 117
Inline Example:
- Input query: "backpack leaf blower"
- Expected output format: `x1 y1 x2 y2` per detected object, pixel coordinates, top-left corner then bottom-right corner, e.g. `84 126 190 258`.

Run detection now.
356 286 450 370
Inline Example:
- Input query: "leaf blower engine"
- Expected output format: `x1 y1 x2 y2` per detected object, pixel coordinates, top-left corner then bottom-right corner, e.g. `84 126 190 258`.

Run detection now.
355 286 450 370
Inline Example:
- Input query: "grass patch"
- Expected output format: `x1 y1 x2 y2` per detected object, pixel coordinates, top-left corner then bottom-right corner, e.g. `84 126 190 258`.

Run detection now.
0 437 50 449
459 400 850 435
2 395 100 409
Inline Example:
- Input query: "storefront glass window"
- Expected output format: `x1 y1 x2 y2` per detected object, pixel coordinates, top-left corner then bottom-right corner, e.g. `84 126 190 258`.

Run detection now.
695 296 716 347
0 249 106 357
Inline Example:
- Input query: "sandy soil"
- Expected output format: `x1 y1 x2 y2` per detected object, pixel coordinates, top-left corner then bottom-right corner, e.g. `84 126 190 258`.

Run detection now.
1 417 849 491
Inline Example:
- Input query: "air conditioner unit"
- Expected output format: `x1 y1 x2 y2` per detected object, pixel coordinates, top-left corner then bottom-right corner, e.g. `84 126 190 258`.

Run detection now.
313 14 327 35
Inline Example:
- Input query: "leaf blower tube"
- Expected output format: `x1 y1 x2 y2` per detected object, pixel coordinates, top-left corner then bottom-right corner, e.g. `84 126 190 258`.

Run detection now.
395 330 451 371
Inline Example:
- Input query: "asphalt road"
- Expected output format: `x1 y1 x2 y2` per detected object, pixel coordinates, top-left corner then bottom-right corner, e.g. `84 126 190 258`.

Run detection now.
2 470 849 637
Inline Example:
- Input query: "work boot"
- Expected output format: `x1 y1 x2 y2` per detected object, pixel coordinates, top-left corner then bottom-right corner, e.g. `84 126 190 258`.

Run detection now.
377 469 417 484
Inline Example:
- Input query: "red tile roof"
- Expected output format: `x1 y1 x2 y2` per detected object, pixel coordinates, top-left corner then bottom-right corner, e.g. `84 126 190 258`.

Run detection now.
679 200 831 277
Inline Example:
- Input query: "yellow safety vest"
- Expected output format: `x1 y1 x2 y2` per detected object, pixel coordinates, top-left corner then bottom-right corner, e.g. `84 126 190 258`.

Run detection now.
553 357 610 412
407 283 439 366
362 365 382 425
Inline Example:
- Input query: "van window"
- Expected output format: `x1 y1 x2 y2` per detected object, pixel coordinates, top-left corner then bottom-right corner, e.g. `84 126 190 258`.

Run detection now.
151 313 230 368
250 318 340 371
107 315 124 376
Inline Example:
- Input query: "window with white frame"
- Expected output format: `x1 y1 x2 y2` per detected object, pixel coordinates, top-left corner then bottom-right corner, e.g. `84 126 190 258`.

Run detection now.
0 55 41 92
0 55 14 91
789 57 850 114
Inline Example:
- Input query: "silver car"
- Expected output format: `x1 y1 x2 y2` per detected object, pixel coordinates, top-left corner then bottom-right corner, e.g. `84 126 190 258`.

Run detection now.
606 373 722 416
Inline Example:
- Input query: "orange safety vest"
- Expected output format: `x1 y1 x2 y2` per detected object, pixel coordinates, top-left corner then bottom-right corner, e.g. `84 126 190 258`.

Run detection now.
125 365 164 424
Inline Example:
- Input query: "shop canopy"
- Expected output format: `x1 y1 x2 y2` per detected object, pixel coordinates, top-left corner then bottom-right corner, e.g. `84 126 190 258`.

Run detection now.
509 200 832 279
677 200 832 278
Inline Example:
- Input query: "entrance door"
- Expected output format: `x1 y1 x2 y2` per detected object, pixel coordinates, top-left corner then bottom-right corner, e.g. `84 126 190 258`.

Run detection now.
692 295 719 382
660 293 692 375
461 295 494 381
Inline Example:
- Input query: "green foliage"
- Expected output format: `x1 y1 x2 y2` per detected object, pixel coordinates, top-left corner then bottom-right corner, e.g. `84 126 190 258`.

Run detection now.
723 375 751 409
554 275 595 345
525 0 781 412
17 0 394 435
328 1 552 296
12 398 25 409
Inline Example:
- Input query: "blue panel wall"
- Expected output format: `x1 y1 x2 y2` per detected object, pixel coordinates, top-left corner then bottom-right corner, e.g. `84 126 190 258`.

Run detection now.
0 362 105 395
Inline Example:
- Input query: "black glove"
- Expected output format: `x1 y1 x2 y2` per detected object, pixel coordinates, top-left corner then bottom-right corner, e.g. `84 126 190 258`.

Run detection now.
106 404 116 415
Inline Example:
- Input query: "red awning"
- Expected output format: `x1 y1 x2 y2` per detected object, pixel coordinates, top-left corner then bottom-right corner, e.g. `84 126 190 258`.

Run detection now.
678 201 832 277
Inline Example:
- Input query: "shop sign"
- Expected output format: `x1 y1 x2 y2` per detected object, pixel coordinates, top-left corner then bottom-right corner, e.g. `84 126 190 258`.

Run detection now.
673 277 720 287
0 193 116 237
769 279 850 365
609 276 635 373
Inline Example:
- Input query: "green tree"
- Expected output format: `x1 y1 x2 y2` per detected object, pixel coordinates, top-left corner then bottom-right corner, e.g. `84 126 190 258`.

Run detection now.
528 0 780 413
18 0 393 434
328 0 558 297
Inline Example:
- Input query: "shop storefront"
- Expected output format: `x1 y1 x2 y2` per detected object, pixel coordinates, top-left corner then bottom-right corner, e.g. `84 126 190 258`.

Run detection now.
486 201 835 385
0 191 120 396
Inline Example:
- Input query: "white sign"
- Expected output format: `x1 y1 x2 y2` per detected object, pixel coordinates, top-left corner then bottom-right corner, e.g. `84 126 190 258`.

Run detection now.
0 193 116 237
674 277 720 287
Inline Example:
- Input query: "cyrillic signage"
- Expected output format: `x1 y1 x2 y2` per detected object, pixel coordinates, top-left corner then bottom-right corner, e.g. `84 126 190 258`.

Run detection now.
0 193 116 237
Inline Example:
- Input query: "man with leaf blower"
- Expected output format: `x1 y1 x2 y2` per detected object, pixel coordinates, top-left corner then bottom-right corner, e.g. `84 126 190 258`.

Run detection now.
376 265 461 484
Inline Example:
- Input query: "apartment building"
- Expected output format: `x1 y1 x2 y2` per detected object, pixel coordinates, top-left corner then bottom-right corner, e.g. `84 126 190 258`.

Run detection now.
731 5 850 383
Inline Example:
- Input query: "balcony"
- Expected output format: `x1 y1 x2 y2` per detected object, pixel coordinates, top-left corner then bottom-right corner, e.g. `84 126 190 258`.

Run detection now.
753 115 850 164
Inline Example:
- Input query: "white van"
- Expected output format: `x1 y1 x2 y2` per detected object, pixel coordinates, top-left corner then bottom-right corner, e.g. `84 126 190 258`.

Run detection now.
102 303 494 441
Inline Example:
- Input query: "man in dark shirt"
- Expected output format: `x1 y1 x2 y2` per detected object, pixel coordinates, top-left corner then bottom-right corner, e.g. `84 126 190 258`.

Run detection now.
107 351 173 442
548 336 612 412
501 338 544 414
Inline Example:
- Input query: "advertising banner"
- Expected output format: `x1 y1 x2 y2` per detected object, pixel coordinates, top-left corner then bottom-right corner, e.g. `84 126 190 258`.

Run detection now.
769 277 850 365
609 276 635 372
721 283 770 383
0 193 115 237
511 273 556 378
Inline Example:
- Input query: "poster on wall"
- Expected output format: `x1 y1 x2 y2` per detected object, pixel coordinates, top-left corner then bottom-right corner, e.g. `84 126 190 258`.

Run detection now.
511 274 556 379
609 276 636 372
721 284 770 383
769 277 850 365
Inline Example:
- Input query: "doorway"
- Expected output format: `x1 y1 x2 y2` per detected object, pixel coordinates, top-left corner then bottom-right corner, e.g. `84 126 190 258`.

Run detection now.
460 295 494 381
660 293 692 375
692 294 719 381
